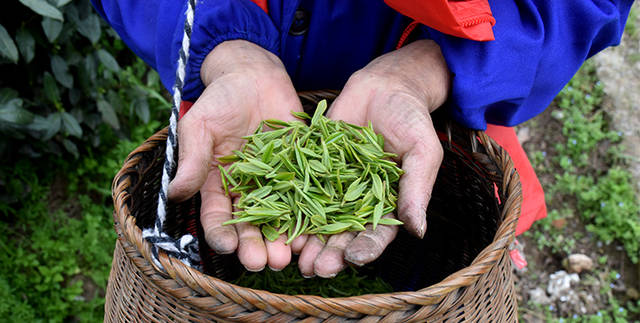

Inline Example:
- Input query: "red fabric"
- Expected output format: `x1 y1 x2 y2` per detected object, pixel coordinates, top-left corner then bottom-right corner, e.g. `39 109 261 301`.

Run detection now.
179 101 194 120
249 0 268 14
485 124 547 236
385 0 496 41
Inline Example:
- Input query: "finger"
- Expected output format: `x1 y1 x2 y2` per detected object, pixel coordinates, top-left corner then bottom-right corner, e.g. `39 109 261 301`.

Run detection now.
344 214 399 266
397 129 443 238
298 235 325 278
234 198 268 272
313 231 357 278
200 169 237 254
168 113 214 202
265 234 292 271
325 86 367 125
290 234 309 255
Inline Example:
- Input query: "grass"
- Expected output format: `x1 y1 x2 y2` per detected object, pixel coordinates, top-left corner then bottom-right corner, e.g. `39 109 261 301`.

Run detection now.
523 62 640 321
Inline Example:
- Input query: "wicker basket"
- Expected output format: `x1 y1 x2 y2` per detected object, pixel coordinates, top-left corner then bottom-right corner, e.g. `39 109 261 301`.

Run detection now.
106 92 521 322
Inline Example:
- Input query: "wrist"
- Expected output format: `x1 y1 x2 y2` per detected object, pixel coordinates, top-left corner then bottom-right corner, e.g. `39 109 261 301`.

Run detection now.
362 39 450 112
200 40 285 87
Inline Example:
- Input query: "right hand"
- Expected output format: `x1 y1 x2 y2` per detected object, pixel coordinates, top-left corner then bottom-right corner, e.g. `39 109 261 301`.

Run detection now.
168 40 305 272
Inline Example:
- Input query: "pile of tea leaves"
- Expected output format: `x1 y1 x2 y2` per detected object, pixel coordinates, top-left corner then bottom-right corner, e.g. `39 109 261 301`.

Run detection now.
219 100 404 242
232 262 393 297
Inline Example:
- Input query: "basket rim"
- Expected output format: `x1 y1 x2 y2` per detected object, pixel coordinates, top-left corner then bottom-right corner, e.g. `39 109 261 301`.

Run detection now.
111 124 521 318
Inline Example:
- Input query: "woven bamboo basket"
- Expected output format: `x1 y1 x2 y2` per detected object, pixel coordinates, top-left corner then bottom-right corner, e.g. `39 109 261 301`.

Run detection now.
106 91 521 322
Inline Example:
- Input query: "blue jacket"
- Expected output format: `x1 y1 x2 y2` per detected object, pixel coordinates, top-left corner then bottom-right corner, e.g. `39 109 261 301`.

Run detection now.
91 0 632 130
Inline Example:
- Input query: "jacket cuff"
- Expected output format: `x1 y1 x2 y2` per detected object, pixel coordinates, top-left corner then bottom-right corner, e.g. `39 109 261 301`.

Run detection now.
169 0 280 101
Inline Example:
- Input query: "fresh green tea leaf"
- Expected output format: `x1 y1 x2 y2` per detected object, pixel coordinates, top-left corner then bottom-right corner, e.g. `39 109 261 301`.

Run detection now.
0 24 18 63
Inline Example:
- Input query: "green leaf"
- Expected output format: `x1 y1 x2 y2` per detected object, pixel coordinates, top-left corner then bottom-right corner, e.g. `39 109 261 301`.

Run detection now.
377 218 403 226
134 98 150 123
311 99 327 126
372 201 384 230
15 28 35 63
0 88 18 105
26 115 50 132
309 159 327 173
19 0 64 21
261 225 280 242
261 141 275 164
291 111 310 120
76 14 101 44
96 49 120 72
96 99 120 130
315 222 352 234
51 55 73 88
43 112 62 140
62 139 78 158
41 17 63 42
43 72 60 103
371 173 383 201
217 154 241 164
343 178 368 202
0 98 33 125
61 111 82 137
56 0 72 6
246 185 273 200
0 24 18 64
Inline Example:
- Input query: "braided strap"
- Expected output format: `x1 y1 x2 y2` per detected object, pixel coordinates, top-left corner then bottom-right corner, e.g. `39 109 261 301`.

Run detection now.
141 0 200 270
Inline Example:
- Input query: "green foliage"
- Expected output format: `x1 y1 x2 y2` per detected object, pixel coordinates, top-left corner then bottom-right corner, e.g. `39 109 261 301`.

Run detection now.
527 209 577 256
556 167 640 262
529 63 640 264
0 0 168 321
0 119 160 322
0 0 169 161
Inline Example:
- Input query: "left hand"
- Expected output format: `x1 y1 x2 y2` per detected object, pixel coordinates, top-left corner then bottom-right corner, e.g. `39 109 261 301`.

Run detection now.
295 39 451 278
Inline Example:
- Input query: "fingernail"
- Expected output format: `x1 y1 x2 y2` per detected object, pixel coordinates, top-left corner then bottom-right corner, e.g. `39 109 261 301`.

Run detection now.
268 266 283 272
317 272 337 279
244 266 265 272
302 274 316 279
418 221 426 239
344 252 372 267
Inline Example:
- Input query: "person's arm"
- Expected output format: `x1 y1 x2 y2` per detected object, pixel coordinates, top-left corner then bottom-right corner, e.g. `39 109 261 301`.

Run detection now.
91 0 280 101
424 0 633 130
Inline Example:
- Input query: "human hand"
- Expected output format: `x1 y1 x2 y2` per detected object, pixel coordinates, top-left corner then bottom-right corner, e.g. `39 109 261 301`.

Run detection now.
296 39 451 277
168 40 305 272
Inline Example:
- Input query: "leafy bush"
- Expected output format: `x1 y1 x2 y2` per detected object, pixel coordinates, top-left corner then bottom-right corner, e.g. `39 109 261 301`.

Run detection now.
0 0 168 162
0 0 169 321
0 119 161 321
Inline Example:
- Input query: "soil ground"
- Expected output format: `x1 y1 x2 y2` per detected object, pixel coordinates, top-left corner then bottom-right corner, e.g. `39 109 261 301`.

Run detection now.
515 5 640 321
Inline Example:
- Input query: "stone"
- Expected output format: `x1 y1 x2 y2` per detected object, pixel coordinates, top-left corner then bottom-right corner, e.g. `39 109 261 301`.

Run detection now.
528 287 551 305
517 126 531 144
567 254 593 273
547 270 580 300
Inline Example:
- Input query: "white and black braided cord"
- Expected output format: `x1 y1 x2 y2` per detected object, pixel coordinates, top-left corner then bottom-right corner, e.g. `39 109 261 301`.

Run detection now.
142 0 201 271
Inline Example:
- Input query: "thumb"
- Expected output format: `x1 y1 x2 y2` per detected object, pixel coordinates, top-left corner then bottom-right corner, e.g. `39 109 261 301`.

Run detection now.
168 116 214 202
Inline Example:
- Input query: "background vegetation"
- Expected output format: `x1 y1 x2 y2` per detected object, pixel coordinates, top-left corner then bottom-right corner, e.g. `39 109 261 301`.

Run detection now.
1 0 167 321
0 0 638 322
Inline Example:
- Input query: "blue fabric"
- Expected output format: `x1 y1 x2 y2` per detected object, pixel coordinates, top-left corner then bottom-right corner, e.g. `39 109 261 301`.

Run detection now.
91 0 633 130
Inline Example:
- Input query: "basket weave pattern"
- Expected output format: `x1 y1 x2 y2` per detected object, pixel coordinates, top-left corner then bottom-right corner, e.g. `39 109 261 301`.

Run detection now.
106 94 522 321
